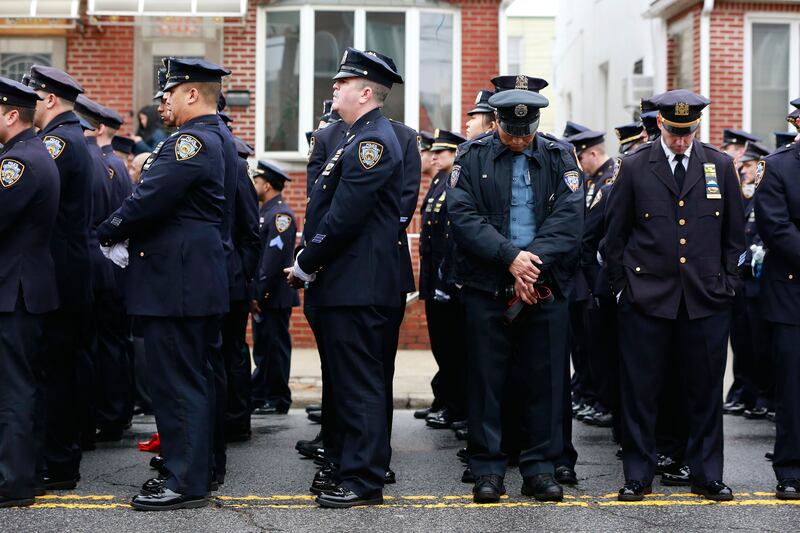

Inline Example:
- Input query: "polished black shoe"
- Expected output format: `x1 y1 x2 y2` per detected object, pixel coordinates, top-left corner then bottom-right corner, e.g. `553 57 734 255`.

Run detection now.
450 419 468 431
766 451 775 461
722 401 746 415
571 400 583 416
312 448 327 466
655 454 674 475
743 407 768 420
308 410 322 423
661 464 691 486
455 428 468 441
766 411 776 422
461 466 475 483
457 447 469 463
0 496 35 508
587 410 613 428
575 405 596 422
618 480 652 501
555 466 578 486
131 488 208 511
94 427 124 443
141 477 166 495
315 487 383 508
426 410 453 429
413 407 432 419
149 455 168 474
473 474 505 503
305 404 321 413
43 474 79 490
615 447 623 460
384 469 396 484
296 432 323 458
310 465 339 495
522 473 563 501
253 402 288 415
776 478 800 500
691 480 733 501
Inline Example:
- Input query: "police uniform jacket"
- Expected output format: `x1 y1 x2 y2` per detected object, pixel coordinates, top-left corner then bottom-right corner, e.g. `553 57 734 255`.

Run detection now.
0 127 60 313
298 107 403 307
390 120 422 294
87 138 116 292
740 197 763 298
581 180 614 297
255 194 299 309
605 139 746 320
419 170 452 300
39 110 94 311
446 131 585 298
754 142 800 325
307 120 347 196
101 144 133 209
97 114 229 317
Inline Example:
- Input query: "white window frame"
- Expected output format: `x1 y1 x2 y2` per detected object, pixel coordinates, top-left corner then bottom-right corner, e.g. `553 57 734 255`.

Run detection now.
87 0 248 17
256 3 461 162
0 0 80 18
743 12 800 133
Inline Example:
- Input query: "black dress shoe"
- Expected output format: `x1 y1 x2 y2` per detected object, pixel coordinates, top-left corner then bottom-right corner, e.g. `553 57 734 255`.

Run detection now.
384 469 396 484
766 451 774 461
131 488 208 511
661 464 691 486
43 474 79 490
691 480 733 501
150 455 168 473
413 407 431 419
426 410 453 429
141 477 166 495
253 402 288 415
310 465 339 495
571 401 582 416
312 448 327 466
0 496 35 508
555 466 578 485
307 410 322 423
588 411 613 428
615 447 623 460
522 473 563 501
576 405 596 422
305 404 322 413
743 407 768 419
618 480 652 501
656 454 674 475
450 419 468 431
455 428 468 440
473 474 506 503
461 467 475 483
766 411 776 422
94 427 124 442
296 432 323 458
723 401 745 415
315 487 383 508
457 447 469 463
776 478 800 500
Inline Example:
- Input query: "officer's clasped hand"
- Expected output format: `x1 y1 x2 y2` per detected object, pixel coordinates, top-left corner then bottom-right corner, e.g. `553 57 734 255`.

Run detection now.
100 242 129 269
509 250 542 285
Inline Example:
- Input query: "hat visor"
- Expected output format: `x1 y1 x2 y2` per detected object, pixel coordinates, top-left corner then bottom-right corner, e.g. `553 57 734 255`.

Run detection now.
162 79 184 92
467 106 494 116
332 71 360 81
429 145 456 152
661 122 699 136
153 90 164 100
499 117 539 137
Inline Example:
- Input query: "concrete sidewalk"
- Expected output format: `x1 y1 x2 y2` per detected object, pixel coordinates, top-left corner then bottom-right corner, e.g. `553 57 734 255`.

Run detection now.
287 349 437 409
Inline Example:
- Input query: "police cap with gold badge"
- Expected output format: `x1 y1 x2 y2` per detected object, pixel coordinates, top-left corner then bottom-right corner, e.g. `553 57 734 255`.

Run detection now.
640 97 661 140
112 135 136 155
569 130 605 155
419 130 434 152
163 58 231 92
563 120 590 139
467 90 495 115
254 160 292 187
234 136 255 158
786 106 800 131
0 76 42 108
333 48 404 88
491 75 548 93
487 75 549 137
26 64 83 102
721 129 759 148
774 131 796 149
648 89 709 136
75 94 124 130
739 140 770 163
153 67 167 100
615 121 644 153
430 128 466 152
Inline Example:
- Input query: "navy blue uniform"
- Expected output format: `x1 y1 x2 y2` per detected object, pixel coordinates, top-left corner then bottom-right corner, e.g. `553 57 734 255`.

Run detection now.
98 114 228 497
251 195 299 412
306 120 348 196
605 139 745 486
298 107 402 497
0 128 60 501
754 144 800 482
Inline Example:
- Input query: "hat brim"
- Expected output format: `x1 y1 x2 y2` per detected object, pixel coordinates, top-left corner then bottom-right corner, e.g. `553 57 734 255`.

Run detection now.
661 122 699 136
499 116 540 137
467 106 494 116
332 71 360 81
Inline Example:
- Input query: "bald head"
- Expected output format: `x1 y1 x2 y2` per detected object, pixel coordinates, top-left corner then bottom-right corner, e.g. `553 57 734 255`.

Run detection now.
130 152 150 185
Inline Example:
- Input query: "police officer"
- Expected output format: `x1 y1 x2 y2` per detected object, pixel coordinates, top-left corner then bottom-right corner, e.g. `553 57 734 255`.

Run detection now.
605 90 745 501
27 64 94 490
0 77 60 508
250 161 299 415
287 48 403 508
721 128 760 170
774 131 796 150
616 121 646 155
111 135 136 174
640 99 661 142
97 58 230 511
447 75 584 504
307 101 347 195
465 90 496 140
754 120 800 500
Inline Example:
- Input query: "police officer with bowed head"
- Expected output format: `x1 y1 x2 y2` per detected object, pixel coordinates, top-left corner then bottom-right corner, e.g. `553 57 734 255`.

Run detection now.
287 47 403 508
0 77 60 508
754 117 800 500
721 129 760 169
640 98 661 142
447 75 584 504
250 161 299 416
97 58 230 511
616 121 645 154
570 130 615 209
605 89 745 501
26 64 94 490
465 90 496 140
774 131 796 150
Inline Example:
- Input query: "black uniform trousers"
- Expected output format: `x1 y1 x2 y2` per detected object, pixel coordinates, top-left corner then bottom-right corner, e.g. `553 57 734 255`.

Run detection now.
727 287 758 407
314 306 391 497
251 308 293 412
93 290 132 433
208 327 226 481
223 300 252 437
382 296 406 441
463 287 567 478
568 299 597 406
139 315 217 497
0 296 45 499
770 323 800 480
424 299 466 419
618 299 730 485
587 297 617 416
305 306 340 463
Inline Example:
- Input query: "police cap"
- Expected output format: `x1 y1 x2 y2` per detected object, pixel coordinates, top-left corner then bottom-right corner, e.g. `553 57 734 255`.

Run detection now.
467 90 495 116
640 110 660 141
254 160 292 186
615 121 644 153
491 75 548 93
419 131 434 152
0 76 42 108
430 129 466 152
111 135 136 155
563 120 590 139
569 130 605 155
75 94 124 129
27 64 84 102
739 141 770 163
234 136 254 158
787 108 800 131
721 128 759 147
487 78 549 137
333 48 403 88
153 67 167 100
78 115 96 132
648 89 709 136
163 58 231 92
774 131 796 149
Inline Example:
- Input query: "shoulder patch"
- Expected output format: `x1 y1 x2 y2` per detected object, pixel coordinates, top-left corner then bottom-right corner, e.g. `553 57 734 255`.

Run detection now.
612 157 622 180
416 135 422 154
449 165 461 188
307 136 316 163
275 213 292 233
755 160 766 189
563 170 581 192
175 134 202 161
358 141 384 170
43 135 66 159
1 158 25 188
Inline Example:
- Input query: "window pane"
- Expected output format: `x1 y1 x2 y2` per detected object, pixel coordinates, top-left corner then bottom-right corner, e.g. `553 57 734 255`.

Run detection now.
669 25 693 90
142 0 192 12
37 0 77 16
0 1 33 17
751 23 790 142
313 11 354 124
90 0 139 12
265 11 300 152
196 0 243 14
419 12 452 132
0 53 51 81
366 12 405 122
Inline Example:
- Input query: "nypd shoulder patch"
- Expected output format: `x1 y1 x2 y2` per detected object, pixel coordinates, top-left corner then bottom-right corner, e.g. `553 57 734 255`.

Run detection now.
1 158 25 188
175 134 202 161
450 165 461 189
612 157 622 180
358 141 384 170
43 135 66 159
755 160 766 188
275 213 292 233
563 170 581 192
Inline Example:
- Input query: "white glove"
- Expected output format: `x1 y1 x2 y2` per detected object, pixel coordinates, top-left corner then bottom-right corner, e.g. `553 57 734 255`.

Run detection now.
596 251 604 266
101 242 129 269
434 289 451 302
292 251 316 283
616 290 623 304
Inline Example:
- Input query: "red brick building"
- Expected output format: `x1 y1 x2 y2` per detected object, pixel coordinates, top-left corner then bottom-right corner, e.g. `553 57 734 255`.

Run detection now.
0 0 504 348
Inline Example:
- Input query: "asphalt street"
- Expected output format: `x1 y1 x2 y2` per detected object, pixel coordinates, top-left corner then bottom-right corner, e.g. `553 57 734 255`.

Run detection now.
1 411 796 532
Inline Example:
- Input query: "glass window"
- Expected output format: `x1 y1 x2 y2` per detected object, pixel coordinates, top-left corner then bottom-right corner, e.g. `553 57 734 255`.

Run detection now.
670 24 693 90
37 0 78 16
507 35 523 75
313 11 354 124
264 11 300 152
419 12 452 132
196 0 242 14
142 0 192 12
0 1 34 16
365 12 405 122
0 53 51 80
751 23 790 142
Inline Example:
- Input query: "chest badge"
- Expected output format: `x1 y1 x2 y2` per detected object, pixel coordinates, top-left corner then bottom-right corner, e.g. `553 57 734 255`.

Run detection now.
358 141 384 170
1 158 24 188
275 214 292 233
175 134 202 161
43 135 66 159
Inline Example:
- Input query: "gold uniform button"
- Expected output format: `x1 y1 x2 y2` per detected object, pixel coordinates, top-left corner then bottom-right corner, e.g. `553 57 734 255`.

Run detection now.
680 238 687 245
679 218 686 226
322 184 327 190
715 211 720 216
644 213 650 219
678 200 685 207
680 257 687 264
635 266 641 272
139 252 145 257
790 274 795 280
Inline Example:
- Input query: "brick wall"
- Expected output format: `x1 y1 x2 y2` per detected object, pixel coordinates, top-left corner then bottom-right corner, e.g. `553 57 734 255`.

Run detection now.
458 0 502 124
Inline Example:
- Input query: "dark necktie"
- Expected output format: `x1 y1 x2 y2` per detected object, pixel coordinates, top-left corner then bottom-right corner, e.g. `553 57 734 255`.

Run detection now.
674 154 686 191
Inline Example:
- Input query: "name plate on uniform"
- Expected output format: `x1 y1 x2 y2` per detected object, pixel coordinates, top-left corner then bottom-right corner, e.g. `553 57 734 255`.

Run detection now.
703 163 721 199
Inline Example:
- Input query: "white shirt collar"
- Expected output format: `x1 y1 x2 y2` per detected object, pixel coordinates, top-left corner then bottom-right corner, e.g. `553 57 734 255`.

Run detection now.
660 137 693 163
